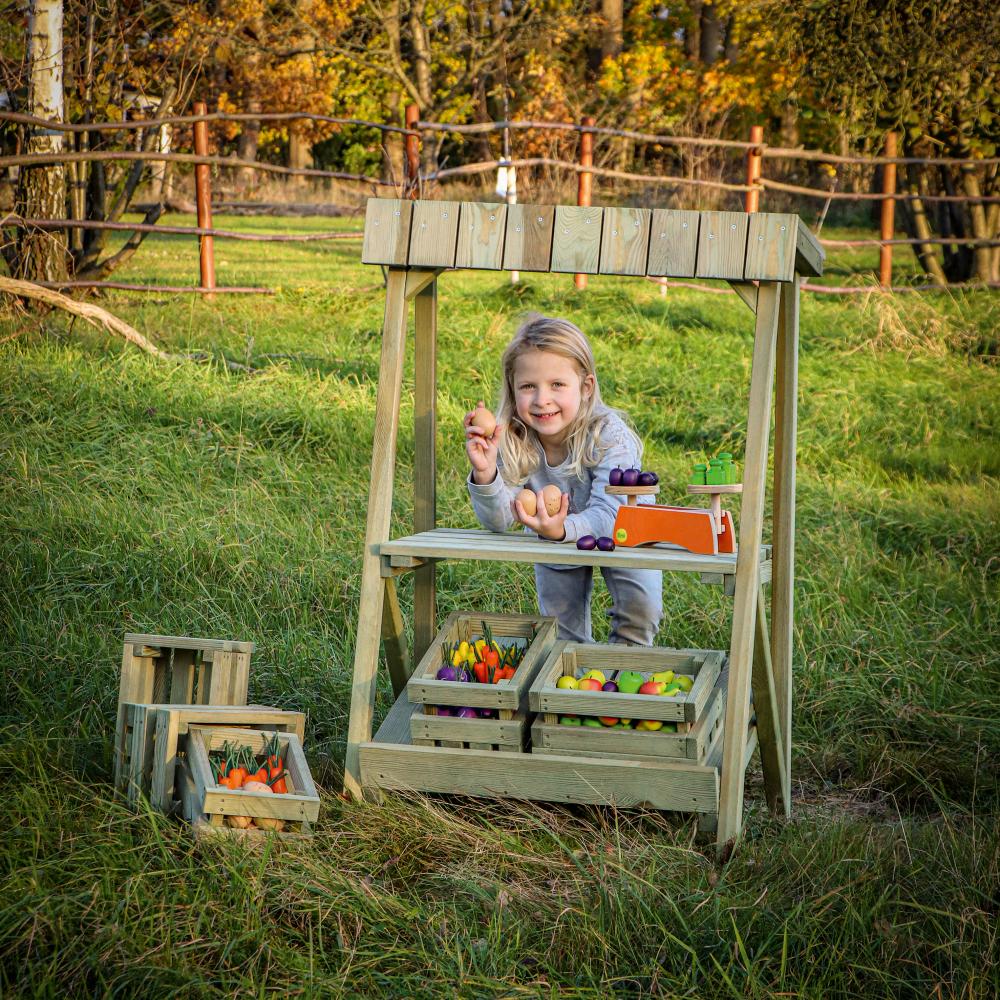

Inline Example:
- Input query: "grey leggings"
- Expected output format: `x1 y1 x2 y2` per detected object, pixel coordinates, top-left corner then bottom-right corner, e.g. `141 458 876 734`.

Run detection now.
535 563 663 646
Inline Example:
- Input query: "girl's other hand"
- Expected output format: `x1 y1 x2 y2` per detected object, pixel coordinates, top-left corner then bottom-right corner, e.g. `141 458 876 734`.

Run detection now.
465 400 504 484
514 491 570 541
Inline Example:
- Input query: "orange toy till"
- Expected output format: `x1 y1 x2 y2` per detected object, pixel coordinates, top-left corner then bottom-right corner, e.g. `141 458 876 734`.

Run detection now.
612 504 735 555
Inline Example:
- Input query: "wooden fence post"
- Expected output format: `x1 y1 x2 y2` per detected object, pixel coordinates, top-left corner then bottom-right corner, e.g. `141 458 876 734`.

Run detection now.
192 101 215 297
405 103 420 199
575 115 595 291
880 131 897 290
745 125 764 213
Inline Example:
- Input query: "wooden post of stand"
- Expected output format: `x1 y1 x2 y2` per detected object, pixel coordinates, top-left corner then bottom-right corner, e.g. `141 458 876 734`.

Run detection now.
413 278 438 668
745 125 763 213
879 131 897 290
193 101 215 298
575 116 595 291
405 104 420 199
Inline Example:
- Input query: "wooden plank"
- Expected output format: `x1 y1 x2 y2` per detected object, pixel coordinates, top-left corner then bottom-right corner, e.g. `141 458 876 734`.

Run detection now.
647 210 700 277
795 223 825 277
502 204 555 272
550 205 603 274
150 708 181 813
751 585 788 815
727 281 758 313
381 576 410 699
170 649 196 703
380 527 771 577
344 267 409 799
124 633 255 654
455 202 506 269
744 213 798 281
717 280 780 851
205 649 234 704
411 707 528 746
772 276 799 812
361 198 412 266
599 207 651 276
408 200 460 268
413 278 437 668
696 211 749 280
404 267 444 300
360 743 719 813
230 651 251 706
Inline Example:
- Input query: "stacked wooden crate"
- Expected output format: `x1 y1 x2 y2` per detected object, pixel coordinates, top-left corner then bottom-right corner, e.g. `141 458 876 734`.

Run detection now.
113 633 320 837
404 613 558 751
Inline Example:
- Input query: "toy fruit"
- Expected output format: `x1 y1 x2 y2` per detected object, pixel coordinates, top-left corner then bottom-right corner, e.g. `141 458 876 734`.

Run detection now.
457 707 479 719
601 681 619 693
675 674 694 692
635 719 664 731
470 403 496 437
596 536 615 551
559 715 582 725
661 683 683 697
435 706 455 716
617 671 644 694
517 488 537 517
436 665 459 681
582 717 603 728
580 670 606 684
651 669 674 685
639 680 664 696
556 675 579 690
661 722 678 733
541 484 562 516
577 677 603 692
622 468 640 486
576 535 597 550
637 471 659 486
609 467 624 486
599 716 619 726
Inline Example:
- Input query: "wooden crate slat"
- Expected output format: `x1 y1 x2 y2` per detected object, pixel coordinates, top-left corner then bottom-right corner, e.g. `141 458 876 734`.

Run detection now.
646 209 700 277
744 213 798 281
124 633 255 654
408 200 461 268
600 207 652 276
502 204 555 272
550 205 603 274
361 198 412 266
410 706 529 747
695 211 750 280
795 222 825 276
455 202 507 270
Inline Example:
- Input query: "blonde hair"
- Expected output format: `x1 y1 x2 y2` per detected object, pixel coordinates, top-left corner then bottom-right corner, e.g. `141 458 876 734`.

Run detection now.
496 314 640 483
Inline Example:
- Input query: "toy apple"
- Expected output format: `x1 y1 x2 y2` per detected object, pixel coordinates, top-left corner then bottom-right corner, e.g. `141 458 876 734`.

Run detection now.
556 675 579 690
638 680 664 696
617 671 644 694
580 669 606 684
599 717 619 726
578 677 603 692
675 675 694 692
582 717 603 728
650 669 674 685
635 719 664 731
559 715 582 726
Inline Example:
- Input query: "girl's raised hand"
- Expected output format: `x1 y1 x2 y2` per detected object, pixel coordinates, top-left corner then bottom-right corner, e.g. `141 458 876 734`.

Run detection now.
464 400 504 484
513 490 570 542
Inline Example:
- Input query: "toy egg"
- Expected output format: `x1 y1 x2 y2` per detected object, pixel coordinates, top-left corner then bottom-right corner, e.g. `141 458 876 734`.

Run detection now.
470 404 496 437
541 484 562 516
516 488 537 517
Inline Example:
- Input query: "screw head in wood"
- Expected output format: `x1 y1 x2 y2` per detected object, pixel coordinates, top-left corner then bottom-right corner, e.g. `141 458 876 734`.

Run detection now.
709 233 715 239
612 230 618 236
731 223 737 230
537 216 543 223
682 222 689 228
394 210 400 216
489 214 495 221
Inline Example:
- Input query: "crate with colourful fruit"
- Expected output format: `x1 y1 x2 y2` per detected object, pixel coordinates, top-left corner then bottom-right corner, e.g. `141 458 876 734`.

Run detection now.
406 612 558 750
527 642 726 763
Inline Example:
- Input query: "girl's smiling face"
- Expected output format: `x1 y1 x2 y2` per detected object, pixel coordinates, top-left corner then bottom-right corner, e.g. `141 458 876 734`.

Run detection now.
512 349 594 454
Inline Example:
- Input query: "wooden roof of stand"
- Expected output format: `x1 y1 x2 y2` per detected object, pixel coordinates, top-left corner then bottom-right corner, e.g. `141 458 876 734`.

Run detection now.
361 199 824 282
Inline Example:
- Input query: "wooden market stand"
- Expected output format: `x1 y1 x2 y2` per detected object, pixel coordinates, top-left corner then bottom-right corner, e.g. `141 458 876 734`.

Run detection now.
344 199 824 849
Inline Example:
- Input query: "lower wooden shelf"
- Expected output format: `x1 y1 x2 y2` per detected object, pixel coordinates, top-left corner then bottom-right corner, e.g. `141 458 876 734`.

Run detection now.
359 685 755 820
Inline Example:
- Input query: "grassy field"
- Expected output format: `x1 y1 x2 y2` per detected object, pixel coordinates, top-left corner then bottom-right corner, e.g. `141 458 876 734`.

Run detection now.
1 213 998 998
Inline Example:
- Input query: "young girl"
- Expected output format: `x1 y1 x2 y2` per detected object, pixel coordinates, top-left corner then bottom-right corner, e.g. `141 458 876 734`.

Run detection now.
464 314 662 646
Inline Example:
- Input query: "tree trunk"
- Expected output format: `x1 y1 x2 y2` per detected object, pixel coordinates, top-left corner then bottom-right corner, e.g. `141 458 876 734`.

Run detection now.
960 164 993 283
383 91 405 187
699 3 723 65
902 164 947 286
685 3 702 61
600 0 624 62
15 0 68 284
237 95 262 194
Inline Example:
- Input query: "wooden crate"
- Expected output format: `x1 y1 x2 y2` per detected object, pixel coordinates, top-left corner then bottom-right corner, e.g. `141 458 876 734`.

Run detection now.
406 612 558 716
117 633 254 711
410 705 530 752
530 674 726 763
528 642 723 725
182 726 320 835
114 703 305 810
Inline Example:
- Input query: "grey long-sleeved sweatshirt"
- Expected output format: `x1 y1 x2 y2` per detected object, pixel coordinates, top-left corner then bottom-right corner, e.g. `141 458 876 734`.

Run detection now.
467 409 651 544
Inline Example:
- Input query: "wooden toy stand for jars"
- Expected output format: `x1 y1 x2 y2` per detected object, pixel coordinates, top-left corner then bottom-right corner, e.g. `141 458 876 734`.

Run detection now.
345 198 823 852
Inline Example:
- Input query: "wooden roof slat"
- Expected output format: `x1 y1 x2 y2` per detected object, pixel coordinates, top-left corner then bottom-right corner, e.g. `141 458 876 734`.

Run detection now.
502 204 555 272
361 199 412 266
455 202 507 270
646 209 700 278
550 205 603 274
600 207 652 276
744 213 798 281
696 211 750 280
408 200 461 268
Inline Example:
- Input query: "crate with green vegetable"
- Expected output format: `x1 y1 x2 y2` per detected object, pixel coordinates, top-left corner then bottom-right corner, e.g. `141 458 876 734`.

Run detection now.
527 642 724 729
179 726 320 836
531 673 726 764
406 612 558 718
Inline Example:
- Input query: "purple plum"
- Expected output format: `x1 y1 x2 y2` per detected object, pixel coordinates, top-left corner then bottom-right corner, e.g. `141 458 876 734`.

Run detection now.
637 471 659 486
435 705 455 716
457 707 479 719
577 535 598 551
622 468 641 486
602 681 619 692
596 536 616 551
609 467 624 486
436 665 459 681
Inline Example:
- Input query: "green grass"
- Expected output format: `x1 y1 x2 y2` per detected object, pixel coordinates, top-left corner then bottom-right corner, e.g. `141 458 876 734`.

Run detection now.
1 215 998 998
